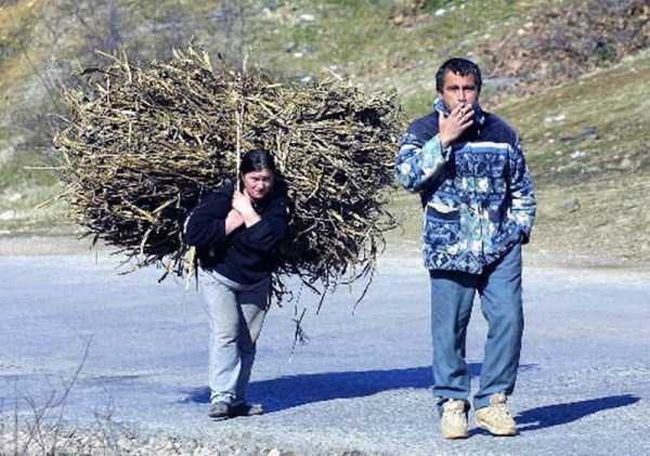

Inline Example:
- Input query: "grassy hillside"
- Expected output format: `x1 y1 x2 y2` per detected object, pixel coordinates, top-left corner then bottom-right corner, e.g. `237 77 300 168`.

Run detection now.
503 50 650 264
1 0 648 265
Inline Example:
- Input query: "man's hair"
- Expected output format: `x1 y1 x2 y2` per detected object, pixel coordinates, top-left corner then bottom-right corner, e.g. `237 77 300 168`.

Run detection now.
435 58 482 94
240 148 277 175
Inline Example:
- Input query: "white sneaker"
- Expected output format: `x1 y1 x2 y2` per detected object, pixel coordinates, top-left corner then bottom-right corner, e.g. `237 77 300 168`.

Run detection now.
440 399 469 439
475 393 517 436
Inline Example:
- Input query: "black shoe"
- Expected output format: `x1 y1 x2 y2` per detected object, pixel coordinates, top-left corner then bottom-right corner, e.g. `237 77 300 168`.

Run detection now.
208 402 264 421
229 402 264 417
208 402 230 421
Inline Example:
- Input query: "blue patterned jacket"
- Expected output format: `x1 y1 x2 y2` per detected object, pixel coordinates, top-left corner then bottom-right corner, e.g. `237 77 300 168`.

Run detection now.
395 99 536 273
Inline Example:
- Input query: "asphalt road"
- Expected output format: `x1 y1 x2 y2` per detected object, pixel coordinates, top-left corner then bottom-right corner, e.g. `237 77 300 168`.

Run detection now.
1 249 649 455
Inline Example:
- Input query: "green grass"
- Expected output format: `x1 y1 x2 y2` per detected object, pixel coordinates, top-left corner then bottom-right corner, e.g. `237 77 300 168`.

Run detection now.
0 151 66 233
1 0 649 262
0 150 59 189
484 49 650 262
0 180 67 233
499 50 650 186
254 0 535 98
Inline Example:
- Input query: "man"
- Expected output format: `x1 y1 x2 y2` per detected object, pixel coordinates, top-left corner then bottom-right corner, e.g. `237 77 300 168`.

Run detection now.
395 58 536 439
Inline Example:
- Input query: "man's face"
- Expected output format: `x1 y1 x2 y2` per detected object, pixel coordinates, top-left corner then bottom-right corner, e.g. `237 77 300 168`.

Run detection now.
439 71 479 112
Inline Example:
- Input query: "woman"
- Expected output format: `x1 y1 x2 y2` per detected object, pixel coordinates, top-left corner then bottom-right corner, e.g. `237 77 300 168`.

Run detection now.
184 149 290 420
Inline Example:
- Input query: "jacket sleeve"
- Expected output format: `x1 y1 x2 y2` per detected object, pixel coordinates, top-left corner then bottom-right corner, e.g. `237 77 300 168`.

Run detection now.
508 136 537 244
183 189 231 247
238 194 290 253
395 121 453 192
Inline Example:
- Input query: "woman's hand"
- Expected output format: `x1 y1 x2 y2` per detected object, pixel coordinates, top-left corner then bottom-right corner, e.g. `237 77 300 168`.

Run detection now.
232 190 261 227
232 190 254 215
225 209 244 234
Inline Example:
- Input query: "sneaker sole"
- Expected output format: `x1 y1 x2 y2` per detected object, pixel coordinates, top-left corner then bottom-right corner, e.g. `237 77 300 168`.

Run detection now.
442 430 469 440
475 418 517 436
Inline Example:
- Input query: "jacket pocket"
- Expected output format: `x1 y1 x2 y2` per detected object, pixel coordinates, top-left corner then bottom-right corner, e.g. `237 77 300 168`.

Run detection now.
426 199 461 221
424 202 461 245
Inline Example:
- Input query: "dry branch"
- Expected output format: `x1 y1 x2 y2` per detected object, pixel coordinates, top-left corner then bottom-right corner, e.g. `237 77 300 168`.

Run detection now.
53 46 405 303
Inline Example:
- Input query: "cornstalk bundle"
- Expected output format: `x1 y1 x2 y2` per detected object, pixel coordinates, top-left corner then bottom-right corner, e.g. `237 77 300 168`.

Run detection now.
53 47 404 302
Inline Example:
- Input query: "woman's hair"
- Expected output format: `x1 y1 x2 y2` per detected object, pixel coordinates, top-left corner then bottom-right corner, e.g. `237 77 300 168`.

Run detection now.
240 149 277 176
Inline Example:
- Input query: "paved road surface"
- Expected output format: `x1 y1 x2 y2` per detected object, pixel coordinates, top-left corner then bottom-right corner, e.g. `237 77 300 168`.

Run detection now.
1 250 649 455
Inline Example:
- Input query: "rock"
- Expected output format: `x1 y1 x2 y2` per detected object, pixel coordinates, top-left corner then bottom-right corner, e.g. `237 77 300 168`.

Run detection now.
619 157 634 170
559 126 599 142
0 210 17 221
5 192 22 203
562 198 580 212
0 141 20 165
483 76 519 90
544 113 566 123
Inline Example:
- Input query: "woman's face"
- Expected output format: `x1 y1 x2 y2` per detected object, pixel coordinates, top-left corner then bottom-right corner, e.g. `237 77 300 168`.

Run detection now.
242 168 274 201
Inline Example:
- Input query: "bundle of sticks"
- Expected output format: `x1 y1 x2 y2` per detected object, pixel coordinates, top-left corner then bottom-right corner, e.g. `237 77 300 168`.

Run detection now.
53 46 404 302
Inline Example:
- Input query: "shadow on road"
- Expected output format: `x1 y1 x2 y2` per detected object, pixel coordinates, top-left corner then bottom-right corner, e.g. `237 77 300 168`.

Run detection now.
515 394 640 432
182 365 432 411
181 363 536 412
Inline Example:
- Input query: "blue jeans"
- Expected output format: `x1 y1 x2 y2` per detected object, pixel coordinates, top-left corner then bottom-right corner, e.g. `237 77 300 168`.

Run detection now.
200 270 270 406
429 243 524 411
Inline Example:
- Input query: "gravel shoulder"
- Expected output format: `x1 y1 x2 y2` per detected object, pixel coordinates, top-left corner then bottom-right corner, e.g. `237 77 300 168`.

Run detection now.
0 229 98 256
3 232 650 272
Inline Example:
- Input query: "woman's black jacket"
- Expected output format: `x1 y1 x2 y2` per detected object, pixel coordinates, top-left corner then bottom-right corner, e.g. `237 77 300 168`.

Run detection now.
183 181 290 284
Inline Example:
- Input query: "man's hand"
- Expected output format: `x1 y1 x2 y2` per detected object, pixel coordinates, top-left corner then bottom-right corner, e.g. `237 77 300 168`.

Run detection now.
439 103 474 147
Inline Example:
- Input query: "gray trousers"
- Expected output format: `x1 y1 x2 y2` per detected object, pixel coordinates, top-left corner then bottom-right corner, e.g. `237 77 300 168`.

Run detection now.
200 270 270 406
429 243 524 411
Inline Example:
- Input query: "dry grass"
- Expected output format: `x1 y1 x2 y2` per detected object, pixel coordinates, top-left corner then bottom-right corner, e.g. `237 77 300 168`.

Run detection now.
534 176 650 260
